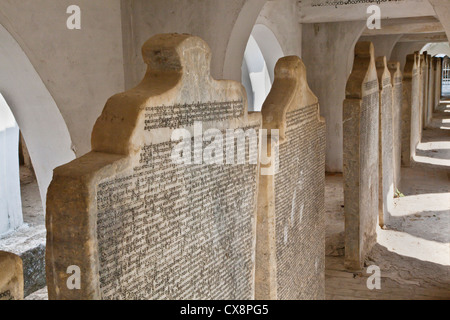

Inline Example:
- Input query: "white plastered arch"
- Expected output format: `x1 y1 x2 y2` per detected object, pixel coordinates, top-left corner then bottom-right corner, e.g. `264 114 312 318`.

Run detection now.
0 23 75 211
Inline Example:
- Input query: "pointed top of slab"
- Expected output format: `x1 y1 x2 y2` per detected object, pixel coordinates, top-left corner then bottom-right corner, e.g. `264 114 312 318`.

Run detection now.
354 41 374 58
346 41 378 99
419 54 425 68
376 56 391 89
91 33 246 156
404 53 419 79
261 55 320 140
387 61 401 75
432 56 438 68
414 52 421 64
387 61 402 85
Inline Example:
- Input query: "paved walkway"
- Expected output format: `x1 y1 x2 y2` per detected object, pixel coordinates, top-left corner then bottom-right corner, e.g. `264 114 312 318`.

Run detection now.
325 103 450 300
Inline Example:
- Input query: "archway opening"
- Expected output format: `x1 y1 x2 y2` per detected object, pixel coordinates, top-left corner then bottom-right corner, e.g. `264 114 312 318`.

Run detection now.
441 56 450 97
241 24 284 112
0 92 44 237
0 23 76 211
0 23 75 298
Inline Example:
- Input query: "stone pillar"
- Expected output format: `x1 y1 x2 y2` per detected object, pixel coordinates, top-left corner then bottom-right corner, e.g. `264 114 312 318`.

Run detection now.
387 61 403 191
418 53 425 138
0 251 23 300
343 42 379 271
256 56 326 300
302 21 367 173
401 53 420 167
376 57 394 228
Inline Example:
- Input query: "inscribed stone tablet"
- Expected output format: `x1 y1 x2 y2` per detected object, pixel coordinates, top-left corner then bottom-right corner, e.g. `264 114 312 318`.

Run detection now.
376 57 394 227
256 56 326 300
387 61 402 191
46 34 262 300
343 41 379 271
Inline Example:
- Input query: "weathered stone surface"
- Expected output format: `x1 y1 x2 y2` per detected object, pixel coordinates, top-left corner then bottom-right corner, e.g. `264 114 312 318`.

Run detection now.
21 244 46 297
376 57 394 227
401 53 420 167
387 61 403 191
0 251 23 300
343 41 379 271
256 56 326 300
46 34 262 300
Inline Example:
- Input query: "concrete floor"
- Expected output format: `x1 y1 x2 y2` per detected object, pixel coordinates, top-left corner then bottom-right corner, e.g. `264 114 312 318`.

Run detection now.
325 103 450 300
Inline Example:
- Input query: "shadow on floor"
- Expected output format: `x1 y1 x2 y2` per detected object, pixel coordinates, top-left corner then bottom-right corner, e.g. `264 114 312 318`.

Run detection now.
326 244 450 300
387 209 450 243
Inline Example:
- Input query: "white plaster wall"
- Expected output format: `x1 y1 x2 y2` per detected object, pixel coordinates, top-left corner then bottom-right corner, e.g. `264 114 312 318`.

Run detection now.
360 35 403 60
391 42 428 73
0 94 22 235
302 21 367 172
121 0 267 87
0 0 125 157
